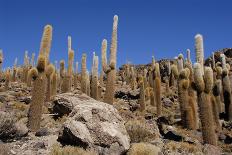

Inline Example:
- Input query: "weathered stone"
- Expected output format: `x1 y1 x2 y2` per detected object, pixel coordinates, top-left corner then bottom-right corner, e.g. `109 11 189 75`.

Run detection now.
57 92 130 155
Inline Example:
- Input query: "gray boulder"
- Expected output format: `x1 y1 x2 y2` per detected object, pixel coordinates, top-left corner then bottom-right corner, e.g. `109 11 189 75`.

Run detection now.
56 92 130 155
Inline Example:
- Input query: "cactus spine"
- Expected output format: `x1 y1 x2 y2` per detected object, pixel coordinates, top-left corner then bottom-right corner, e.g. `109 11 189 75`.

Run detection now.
74 62 79 89
194 64 217 146
102 15 118 104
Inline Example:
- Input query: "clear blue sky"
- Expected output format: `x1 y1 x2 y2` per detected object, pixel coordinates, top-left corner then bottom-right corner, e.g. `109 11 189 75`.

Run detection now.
1 0 232 69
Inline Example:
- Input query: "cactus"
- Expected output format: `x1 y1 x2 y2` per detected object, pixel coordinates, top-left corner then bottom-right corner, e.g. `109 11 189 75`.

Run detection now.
170 64 178 87
177 54 184 72
59 60 65 92
68 36 72 51
220 54 226 69
91 55 99 100
178 69 189 127
74 61 79 89
51 72 57 97
86 70 90 96
81 53 87 94
45 64 55 101
28 55 47 131
61 49 74 93
27 67 38 87
138 76 145 112
149 87 155 106
212 52 215 69
193 64 217 146
102 15 118 104
187 49 192 64
4 69 10 90
222 68 232 121
39 25 52 64
31 53 35 67
155 76 161 116
195 34 204 75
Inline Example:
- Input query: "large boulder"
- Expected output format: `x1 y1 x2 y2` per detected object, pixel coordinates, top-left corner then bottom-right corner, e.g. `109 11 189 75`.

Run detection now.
56 92 130 155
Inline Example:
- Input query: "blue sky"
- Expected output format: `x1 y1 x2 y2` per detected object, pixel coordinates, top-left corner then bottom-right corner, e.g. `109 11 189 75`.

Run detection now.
0 0 232 69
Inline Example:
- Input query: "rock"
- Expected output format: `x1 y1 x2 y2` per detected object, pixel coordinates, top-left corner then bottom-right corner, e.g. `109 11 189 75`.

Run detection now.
0 144 10 155
35 128 50 137
34 141 46 149
0 112 27 142
115 86 139 100
225 135 232 144
57 92 130 155
203 144 221 155
18 96 31 104
129 100 139 112
162 98 173 107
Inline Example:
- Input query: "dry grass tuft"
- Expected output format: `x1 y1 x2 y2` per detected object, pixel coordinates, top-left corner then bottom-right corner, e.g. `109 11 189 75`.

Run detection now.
50 144 96 155
127 142 161 155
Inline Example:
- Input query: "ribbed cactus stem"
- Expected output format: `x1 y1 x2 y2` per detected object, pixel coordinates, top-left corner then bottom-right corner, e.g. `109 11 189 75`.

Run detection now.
104 15 118 104
14 57 18 68
194 64 217 146
39 25 52 64
177 54 184 72
220 54 226 69
5 69 10 90
31 53 35 67
222 68 232 121
51 72 57 97
68 36 72 51
91 55 99 100
28 54 47 131
81 53 87 94
138 76 145 112
212 52 215 69
45 64 55 101
195 34 204 75
86 70 90 96
68 50 74 76
187 49 191 64
101 39 108 73
155 76 161 116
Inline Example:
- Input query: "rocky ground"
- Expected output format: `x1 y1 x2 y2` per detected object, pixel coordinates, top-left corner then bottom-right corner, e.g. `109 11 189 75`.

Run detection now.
0 79 231 155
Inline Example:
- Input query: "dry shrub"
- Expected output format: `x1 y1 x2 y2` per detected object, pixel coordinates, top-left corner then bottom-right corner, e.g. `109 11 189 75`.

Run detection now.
50 144 96 155
164 141 202 154
125 119 157 143
0 144 10 155
127 143 161 155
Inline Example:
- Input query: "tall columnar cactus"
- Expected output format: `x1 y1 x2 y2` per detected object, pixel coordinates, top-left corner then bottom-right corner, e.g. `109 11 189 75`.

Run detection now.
193 64 217 146
74 61 79 89
68 36 72 51
220 54 226 69
138 76 145 112
28 54 47 131
178 68 191 128
31 53 35 67
177 54 184 72
210 94 221 131
91 55 99 100
222 68 232 121
195 34 204 75
81 53 87 94
187 49 192 64
86 70 90 96
149 87 155 106
51 71 57 97
153 63 162 116
4 69 10 90
212 52 215 70
61 49 74 92
102 15 118 104
170 64 178 87
59 60 65 92
23 51 30 83
45 64 55 101
39 25 53 64
213 79 223 114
